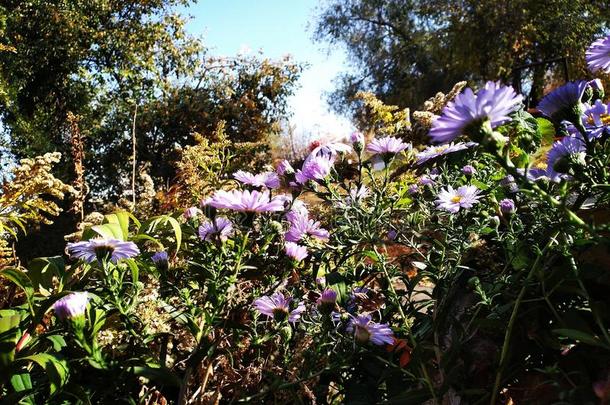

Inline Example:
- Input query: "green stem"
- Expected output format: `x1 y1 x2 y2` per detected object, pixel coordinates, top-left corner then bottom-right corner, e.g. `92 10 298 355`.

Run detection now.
379 254 438 404
489 232 559 405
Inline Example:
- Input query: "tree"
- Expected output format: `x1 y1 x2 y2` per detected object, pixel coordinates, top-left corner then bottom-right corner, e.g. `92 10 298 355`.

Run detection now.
0 1 301 201
314 0 610 116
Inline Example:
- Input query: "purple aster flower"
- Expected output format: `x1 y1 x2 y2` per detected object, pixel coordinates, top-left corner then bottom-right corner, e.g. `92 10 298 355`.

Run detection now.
587 79 605 101
295 154 334 184
462 165 477 176
584 99 610 127
350 131 365 145
233 170 280 189
499 198 516 215
206 189 287 213
430 81 522 144
500 174 519 193
342 185 370 206
253 292 305 323
67 238 140 264
408 184 419 195
417 175 436 186
547 136 586 176
307 142 352 163
416 142 476 165
53 292 89 320
285 203 329 242
285 242 308 261
183 206 201 219
586 35 610 74
366 136 411 155
198 217 234 242
346 314 394 346
276 159 294 176
435 185 482 213
151 251 169 272
317 288 338 315
537 81 588 123
387 229 398 240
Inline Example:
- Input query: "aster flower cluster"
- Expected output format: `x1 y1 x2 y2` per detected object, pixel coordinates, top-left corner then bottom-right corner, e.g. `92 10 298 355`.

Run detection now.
252 289 394 346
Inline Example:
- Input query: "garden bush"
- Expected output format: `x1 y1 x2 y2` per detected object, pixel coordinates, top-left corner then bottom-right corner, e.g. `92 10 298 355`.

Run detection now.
2 35 610 404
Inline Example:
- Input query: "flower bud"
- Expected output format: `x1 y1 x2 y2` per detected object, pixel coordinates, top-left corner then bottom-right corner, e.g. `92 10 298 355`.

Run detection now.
499 198 516 216
350 132 365 152
316 289 338 315
276 159 294 176
53 292 89 321
461 165 476 176
151 251 169 273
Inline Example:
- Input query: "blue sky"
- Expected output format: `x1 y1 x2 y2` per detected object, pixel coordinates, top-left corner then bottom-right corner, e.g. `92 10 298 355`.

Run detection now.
179 0 353 144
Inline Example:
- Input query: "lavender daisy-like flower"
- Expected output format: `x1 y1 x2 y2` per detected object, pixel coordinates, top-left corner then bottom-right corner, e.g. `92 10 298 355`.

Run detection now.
253 292 305 322
285 203 330 242
435 185 482 213
346 314 394 346
546 136 586 176
198 217 234 242
307 141 352 163
350 131 364 145
366 136 411 155
67 238 140 263
430 81 522 144
276 159 294 176
233 170 280 189
537 81 588 123
206 189 287 213
285 242 308 261
584 99 610 127
586 35 610 74
316 288 338 315
416 142 476 165
295 154 335 185
52 292 89 320
407 184 419 195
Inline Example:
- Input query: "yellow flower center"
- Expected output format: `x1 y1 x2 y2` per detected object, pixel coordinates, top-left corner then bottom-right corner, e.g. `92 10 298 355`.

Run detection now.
451 196 462 203
435 146 448 153
587 113 610 125
535 161 547 169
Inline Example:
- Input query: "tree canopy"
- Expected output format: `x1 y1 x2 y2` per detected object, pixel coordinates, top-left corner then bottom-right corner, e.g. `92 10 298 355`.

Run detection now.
315 0 610 117
0 1 300 199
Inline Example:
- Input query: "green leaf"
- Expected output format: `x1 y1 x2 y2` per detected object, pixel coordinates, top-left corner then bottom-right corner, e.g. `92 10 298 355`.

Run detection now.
536 117 556 146
17 353 69 395
144 215 182 252
130 365 181 387
0 268 35 314
105 211 131 240
471 179 489 190
552 328 610 349
46 335 67 352
0 310 23 368
94 223 124 240
9 373 35 404
27 256 66 293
